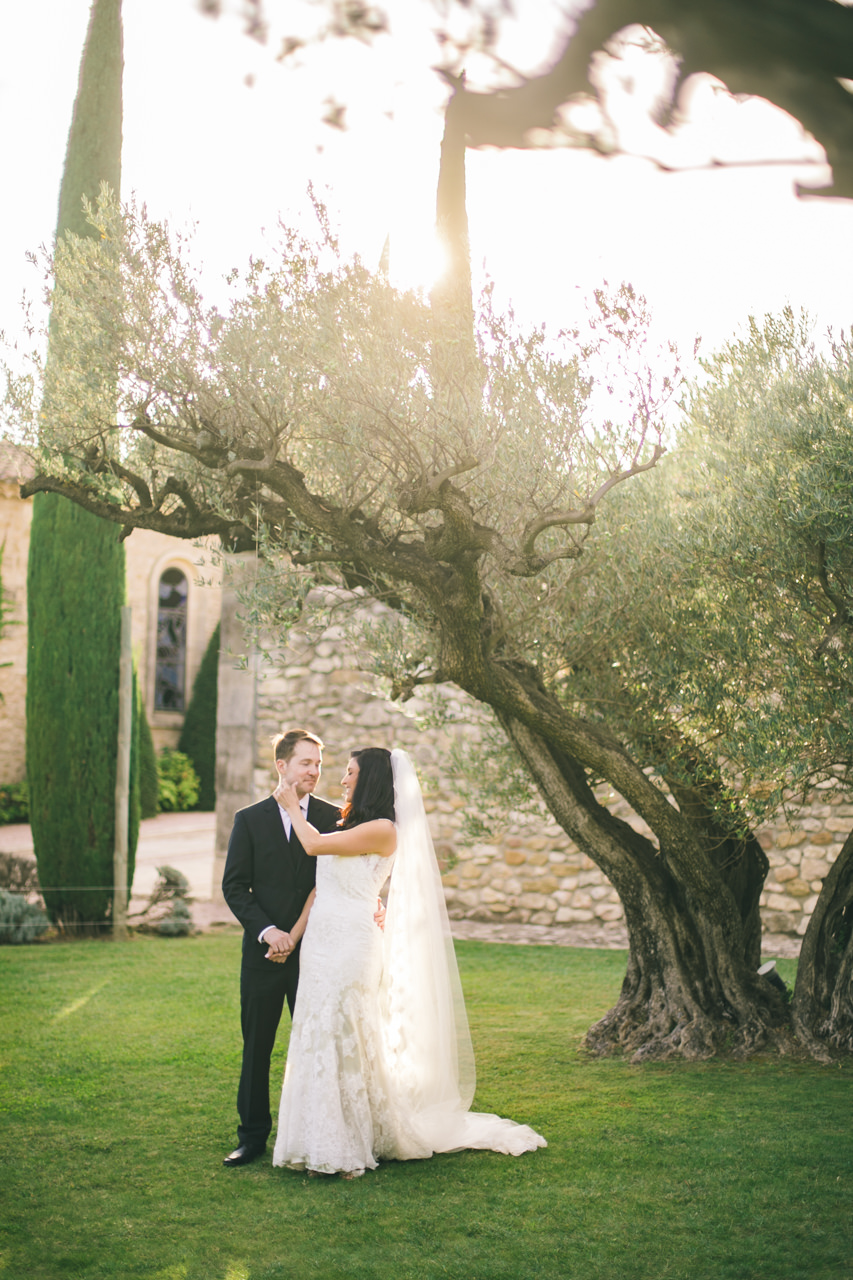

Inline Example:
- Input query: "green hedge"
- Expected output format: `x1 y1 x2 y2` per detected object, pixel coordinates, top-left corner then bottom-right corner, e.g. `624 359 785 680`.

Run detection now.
177 622 218 810
138 695 159 819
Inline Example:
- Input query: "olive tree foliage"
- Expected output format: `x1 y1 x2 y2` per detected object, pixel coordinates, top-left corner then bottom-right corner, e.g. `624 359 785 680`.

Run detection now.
527 306 853 1057
659 312 853 1056
7 194 673 588
548 316 853 812
662 312 852 792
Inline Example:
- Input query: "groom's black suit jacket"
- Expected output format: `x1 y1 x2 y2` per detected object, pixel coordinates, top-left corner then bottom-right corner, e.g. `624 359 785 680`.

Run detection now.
222 793 341 972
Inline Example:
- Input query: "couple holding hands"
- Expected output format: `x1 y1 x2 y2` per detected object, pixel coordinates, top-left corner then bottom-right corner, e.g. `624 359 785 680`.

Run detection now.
222 727 546 1179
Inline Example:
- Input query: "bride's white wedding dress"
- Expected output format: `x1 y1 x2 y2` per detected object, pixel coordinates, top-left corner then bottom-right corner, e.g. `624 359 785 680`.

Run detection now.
273 850 416 1174
272 751 546 1176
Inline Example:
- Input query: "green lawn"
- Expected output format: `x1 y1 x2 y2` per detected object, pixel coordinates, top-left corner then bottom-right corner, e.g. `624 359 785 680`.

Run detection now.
0 934 849 1280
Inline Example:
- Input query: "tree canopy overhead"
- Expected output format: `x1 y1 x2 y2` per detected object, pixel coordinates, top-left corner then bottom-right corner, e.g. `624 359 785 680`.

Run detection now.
207 0 853 197
451 0 853 192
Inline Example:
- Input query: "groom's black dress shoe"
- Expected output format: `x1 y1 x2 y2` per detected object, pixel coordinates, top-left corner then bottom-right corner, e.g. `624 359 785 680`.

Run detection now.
223 1143 265 1167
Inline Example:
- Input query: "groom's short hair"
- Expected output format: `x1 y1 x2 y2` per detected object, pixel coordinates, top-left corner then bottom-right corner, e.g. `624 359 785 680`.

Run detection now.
273 728 324 762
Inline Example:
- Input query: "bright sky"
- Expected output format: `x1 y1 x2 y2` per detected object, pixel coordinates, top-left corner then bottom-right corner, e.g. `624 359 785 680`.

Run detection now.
2 0 853 372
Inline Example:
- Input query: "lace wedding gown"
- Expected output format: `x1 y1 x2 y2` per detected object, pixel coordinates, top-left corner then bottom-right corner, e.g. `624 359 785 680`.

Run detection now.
273 851 418 1175
272 812 546 1176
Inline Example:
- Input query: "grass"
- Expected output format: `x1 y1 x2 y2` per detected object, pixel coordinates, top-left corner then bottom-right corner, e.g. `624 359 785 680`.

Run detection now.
0 934 849 1280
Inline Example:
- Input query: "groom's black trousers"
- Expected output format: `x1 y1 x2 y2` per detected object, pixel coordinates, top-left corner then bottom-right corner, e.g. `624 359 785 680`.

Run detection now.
237 951 301 1147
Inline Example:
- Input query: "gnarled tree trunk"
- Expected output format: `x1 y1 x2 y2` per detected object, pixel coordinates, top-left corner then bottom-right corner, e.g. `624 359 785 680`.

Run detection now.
501 716 789 1060
792 830 853 1059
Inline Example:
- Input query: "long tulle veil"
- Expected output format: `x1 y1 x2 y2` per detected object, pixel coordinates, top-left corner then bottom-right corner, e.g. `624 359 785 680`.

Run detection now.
380 749 476 1123
380 749 546 1157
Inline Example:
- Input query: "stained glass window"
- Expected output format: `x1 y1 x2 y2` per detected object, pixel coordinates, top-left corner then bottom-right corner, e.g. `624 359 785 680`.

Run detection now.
154 568 188 712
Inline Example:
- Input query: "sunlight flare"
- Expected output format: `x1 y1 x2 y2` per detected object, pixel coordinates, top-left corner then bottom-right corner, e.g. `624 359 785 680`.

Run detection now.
53 978 110 1022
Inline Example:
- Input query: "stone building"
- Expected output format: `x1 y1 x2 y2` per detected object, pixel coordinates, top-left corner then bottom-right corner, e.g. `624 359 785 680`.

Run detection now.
0 444 222 780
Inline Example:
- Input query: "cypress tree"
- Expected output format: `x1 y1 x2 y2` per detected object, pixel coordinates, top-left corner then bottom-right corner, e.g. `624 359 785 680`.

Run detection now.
138 691 159 819
177 622 219 811
26 0 132 933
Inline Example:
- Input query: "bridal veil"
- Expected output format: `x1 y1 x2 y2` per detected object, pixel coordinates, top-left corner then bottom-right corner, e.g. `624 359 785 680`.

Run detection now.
381 749 546 1158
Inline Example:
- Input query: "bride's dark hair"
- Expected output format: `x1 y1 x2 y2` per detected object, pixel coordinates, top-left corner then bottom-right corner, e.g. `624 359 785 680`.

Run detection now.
339 747 395 829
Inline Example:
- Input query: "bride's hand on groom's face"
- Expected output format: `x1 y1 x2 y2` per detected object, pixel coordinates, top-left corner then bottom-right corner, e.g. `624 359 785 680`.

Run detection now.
274 779 298 811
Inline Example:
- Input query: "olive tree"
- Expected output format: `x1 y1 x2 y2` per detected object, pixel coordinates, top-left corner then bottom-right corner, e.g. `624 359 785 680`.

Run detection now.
528 305 853 1059
660 311 853 1056
5 195 809 1059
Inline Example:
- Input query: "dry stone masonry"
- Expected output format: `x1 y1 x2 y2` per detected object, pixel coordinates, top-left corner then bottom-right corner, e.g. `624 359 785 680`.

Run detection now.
243 608 849 945
758 794 852 937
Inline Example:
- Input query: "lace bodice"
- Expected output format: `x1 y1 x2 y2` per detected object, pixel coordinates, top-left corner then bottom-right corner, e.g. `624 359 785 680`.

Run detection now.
313 851 392 912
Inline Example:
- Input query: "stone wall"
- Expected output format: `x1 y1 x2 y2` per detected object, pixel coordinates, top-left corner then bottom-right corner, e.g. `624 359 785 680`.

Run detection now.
252 612 460 801
212 559 262 899
758 793 851 937
251 611 851 944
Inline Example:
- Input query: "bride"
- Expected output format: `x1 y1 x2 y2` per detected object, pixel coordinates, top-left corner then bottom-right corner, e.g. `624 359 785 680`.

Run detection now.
271 746 546 1178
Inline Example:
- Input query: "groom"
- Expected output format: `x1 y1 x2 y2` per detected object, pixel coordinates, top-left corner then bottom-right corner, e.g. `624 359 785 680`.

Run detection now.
221 727 341 1167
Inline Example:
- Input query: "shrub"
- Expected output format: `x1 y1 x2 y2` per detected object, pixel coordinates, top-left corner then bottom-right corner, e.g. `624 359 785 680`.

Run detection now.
156 751 200 812
128 668 141 892
0 851 40 895
157 898 193 937
130 865 193 936
138 697 159 819
177 622 219 810
0 782 29 826
0 889 49 944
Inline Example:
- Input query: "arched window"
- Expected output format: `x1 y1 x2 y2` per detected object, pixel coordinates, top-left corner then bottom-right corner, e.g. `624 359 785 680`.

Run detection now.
154 567 188 712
